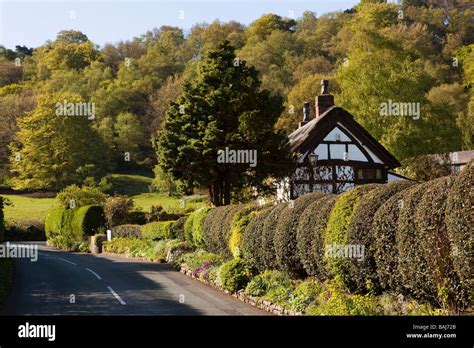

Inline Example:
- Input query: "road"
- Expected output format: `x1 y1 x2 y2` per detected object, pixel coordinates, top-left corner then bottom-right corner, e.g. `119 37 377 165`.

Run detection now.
1 242 266 315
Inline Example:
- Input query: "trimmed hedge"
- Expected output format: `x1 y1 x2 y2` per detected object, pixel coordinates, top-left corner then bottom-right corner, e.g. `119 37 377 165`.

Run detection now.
261 203 288 271
191 207 214 248
445 161 473 310
242 205 276 271
171 215 188 241
219 258 256 293
396 182 436 300
415 176 465 311
111 224 142 238
324 184 379 287
141 221 175 240
275 193 325 278
372 192 404 292
45 205 105 250
219 205 244 258
183 211 195 244
229 204 261 258
203 205 238 256
297 195 337 279
347 180 414 292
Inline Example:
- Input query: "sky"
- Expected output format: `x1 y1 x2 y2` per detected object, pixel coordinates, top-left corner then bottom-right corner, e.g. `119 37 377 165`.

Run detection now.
0 0 360 49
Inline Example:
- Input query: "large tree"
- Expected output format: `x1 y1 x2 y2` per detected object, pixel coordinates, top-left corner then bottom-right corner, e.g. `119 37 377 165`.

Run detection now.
155 41 293 206
9 92 105 191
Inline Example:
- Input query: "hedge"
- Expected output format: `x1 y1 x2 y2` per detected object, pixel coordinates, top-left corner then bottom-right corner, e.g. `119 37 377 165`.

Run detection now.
203 205 236 256
183 211 195 244
229 204 261 258
371 191 404 292
171 215 188 241
415 176 465 311
297 195 337 279
260 203 288 271
445 161 473 310
219 258 256 293
242 205 276 271
141 221 175 240
220 205 244 258
396 182 436 300
275 193 325 278
347 180 414 292
191 207 214 248
324 184 379 287
111 224 142 239
44 205 105 251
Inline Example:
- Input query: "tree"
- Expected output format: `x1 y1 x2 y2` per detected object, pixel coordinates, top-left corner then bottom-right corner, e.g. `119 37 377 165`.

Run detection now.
156 41 293 206
9 93 105 191
115 112 146 165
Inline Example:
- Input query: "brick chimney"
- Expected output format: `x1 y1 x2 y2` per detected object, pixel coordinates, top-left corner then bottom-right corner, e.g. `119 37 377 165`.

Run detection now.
315 80 334 118
299 101 311 128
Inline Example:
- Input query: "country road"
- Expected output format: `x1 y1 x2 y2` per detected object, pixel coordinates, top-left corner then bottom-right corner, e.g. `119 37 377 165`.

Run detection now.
1 242 267 316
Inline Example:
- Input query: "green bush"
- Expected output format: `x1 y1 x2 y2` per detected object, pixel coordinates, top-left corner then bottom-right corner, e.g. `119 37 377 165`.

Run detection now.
396 182 436 301
56 184 106 209
219 205 245 258
219 259 256 293
297 195 337 279
371 191 405 292
242 206 276 271
191 207 214 248
103 237 152 257
104 195 134 227
111 224 142 238
171 215 187 241
176 249 225 269
260 203 287 271
229 205 261 258
445 161 473 310
275 192 325 278
291 279 323 313
245 270 291 297
45 209 64 240
183 211 195 244
203 205 236 256
72 205 106 237
324 185 378 287
415 176 465 311
128 211 147 225
147 204 180 223
347 181 413 292
141 221 175 240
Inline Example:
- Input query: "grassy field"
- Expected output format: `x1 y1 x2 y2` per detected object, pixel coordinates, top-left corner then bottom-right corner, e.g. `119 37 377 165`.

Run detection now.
2 194 57 224
1 172 207 225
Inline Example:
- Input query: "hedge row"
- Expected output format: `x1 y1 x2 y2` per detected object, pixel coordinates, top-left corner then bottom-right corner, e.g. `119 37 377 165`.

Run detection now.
229 205 262 258
45 205 105 249
275 193 325 278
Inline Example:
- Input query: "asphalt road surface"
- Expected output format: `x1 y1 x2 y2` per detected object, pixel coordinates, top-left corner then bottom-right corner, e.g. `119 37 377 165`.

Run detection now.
1 242 266 315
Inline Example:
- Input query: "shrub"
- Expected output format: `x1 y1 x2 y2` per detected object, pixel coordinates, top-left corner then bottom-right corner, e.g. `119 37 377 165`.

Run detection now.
219 205 244 258
291 279 323 313
297 195 337 279
245 270 291 297
141 221 175 240
371 191 405 292
229 205 262 258
415 176 466 311
72 205 106 237
396 182 436 301
260 204 287 271
91 233 107 248
128 211 147 225
183 211 195 244
177 249 225 269
275 192 325 278
56 185 106 209
103 237 152 257
191 207 214 248
324 184 379 287
242 206 276 271
111 224 142 238
219 259 256 293
45 209 64 240
147 205 180 223
5 220 46 241
203 205 237 256
347 180 414 292
445 161 473 310
171 215 187 241
104 195 134 227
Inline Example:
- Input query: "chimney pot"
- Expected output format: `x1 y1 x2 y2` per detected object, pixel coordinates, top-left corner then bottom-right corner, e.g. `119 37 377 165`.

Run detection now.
315 80 334 118
299 101 311 128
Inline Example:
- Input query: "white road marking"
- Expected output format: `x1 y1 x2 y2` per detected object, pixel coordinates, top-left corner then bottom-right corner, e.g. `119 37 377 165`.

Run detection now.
86 268 102 280
57 258 77 266
107 286 126 305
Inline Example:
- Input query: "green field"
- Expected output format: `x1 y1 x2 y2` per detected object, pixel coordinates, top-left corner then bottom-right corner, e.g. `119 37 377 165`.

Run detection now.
2 194 57 224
